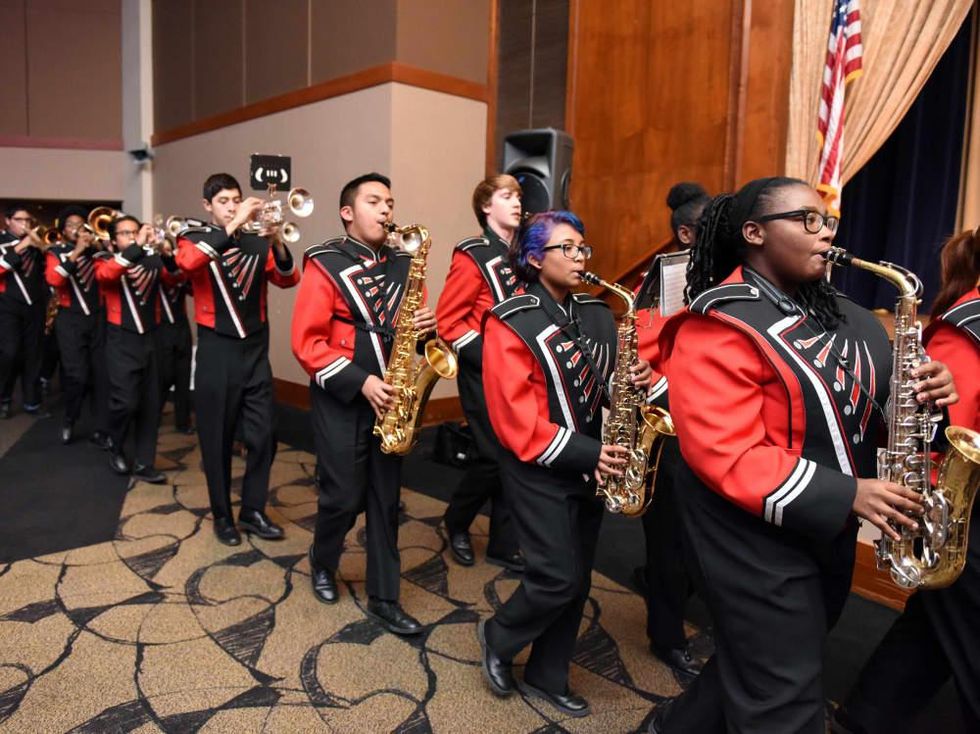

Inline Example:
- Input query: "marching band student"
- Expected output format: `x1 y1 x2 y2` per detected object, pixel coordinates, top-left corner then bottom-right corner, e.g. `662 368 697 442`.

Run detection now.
477 211 651 718
176 173 299 546
0 204 49 419
155 254 193 434
291 172 437 635
436 174 524 571
45 206 110 445
96 216 178 484
634 182 710 678
834 229 980 733
648 177 957 734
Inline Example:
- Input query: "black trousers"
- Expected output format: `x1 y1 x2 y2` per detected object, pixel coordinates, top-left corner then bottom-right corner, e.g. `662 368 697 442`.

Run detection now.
0 298 44 407
55 310 107 426
156 319 192 429
105 325 160 467
485 452 605 694
665 462 856 734
641 438 693 650
443 359 518 557
843 508 980 731
194 327 274 521
311 384 402 600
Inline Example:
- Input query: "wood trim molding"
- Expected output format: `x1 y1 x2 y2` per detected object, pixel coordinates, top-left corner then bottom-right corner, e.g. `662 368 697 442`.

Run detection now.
724 0 752 189
273 378 464 428
850 540 911 611
0 135 123 151
485 0 501 175
152 62 490 147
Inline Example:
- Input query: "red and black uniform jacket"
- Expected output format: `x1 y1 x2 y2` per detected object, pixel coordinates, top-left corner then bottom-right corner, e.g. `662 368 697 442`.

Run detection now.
95 245 180 334
175 224 299 339
0 231 46 307
45 244 102 317
660 266 893 542
292 236 418 403
924 288 980 434
159 276 191 328
482 282 617 476
636 307 670 409
436 228 522 367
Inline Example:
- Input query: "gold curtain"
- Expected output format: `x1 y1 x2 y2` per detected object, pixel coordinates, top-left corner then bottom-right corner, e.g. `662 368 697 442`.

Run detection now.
957 11 980 231
785 0 974 187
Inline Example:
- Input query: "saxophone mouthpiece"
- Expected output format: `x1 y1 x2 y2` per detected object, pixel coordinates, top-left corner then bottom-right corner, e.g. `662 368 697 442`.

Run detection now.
823 246 853 266
581 271 601 286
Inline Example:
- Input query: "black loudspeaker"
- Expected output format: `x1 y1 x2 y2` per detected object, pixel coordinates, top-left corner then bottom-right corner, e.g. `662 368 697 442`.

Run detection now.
502 128 574 214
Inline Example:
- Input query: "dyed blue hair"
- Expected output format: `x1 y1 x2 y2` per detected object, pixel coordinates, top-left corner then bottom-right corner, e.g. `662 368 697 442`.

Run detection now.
510 210 585 283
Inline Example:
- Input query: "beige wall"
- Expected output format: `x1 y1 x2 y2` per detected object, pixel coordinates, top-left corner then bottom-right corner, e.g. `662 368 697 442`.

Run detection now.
152 82 486 392
0 147 128 200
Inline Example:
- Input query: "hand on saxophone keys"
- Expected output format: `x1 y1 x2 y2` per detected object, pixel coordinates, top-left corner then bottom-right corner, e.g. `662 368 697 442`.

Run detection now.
411 305 437 334
362 375 397 419
594 445 628 486
630 359 653 390
910 361 958 407
852 478 924 541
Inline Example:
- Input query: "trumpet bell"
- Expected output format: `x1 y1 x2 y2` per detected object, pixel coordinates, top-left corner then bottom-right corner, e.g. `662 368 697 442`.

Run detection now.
280 222 302 244
41 227 61 246
88 206 122 240
287 188 314 218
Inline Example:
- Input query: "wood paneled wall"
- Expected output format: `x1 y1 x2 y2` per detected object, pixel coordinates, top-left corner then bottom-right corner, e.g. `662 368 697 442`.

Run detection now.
0 0 122 146
566 0 795 281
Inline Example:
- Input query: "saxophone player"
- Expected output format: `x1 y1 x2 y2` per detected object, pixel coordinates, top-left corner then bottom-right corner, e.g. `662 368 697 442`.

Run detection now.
648 178 957 734
291 173 436 635
477 211 650 718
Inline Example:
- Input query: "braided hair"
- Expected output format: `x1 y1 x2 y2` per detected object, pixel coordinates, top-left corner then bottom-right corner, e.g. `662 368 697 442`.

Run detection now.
685 176 844 329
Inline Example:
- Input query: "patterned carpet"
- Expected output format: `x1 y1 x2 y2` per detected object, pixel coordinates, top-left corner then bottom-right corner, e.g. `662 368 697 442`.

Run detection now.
0 424 705 733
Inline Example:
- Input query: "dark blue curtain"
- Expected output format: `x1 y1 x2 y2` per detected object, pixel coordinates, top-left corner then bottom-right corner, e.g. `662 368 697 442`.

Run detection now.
833 12 972 312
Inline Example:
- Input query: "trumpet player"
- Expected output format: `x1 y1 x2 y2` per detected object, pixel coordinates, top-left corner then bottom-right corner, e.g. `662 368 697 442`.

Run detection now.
44 206 111 446
291 173 435 635
435 174 524 573
175 173 299 547
96 215 179 484
0 204 49 419
477 211 650 718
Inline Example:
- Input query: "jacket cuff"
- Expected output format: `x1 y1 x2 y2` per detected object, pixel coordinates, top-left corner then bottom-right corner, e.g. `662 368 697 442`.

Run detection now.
121 244 145 263
763 459 856 541
60 259 78 276
313 358 371 403
273 246 295 275
1 251 23 270
161 254 179 272
537 428 603 475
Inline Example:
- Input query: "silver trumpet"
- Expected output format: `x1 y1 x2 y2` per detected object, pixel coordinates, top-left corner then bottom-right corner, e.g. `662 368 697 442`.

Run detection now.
242 186 314 244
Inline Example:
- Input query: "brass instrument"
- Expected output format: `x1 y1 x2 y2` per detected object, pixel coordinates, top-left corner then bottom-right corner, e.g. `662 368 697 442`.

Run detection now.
582 271 675 516
31 225 61 247
373 222 458 455
87 207 124 241
242 186 313 244
164 216 205 238
825 246 980 589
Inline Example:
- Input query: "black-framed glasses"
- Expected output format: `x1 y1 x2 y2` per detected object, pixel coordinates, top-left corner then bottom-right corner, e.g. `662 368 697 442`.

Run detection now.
542 242 594 260
755 209 839 234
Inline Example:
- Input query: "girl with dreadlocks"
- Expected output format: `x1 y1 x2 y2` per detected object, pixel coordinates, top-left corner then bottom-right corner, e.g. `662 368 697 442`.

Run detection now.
648 177 957 734
476 210 651 718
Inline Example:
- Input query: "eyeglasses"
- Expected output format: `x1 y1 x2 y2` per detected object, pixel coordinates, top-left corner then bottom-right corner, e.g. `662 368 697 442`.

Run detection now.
755 209 839 234
10 216 34 224
115 229 139 237
542 242 594 260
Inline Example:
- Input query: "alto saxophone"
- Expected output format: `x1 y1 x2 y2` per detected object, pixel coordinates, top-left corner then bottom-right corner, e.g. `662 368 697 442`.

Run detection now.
373 223 458 455
825 246 980 589
582 272 675 516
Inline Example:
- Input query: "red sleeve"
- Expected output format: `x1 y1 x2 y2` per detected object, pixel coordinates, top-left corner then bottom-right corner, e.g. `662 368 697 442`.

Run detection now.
291 261 369 402
45 251 67 288
666 313 856 540
925 322 980 433
265 246 300 288
95 252 128 283
483 315 602 474
175 236 215 273
436 252 484 349
636 307 668 404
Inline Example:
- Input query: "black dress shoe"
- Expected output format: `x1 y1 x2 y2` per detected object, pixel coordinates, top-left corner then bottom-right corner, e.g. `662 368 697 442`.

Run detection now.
109 453 130 475
447 528 475 566
477 618 514 696
24 405 51 419
90 431 113 451
652 644 704 677
366 598 423 636
308 547 339 604
0 402 9 419
213 516 242 546
60 421 74 445
487 550 525 573
238 508 285 540
519 680 590 718
647 698 675 734
133 464 166 484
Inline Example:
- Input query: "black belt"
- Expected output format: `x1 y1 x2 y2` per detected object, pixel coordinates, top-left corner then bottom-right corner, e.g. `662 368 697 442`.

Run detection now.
335 315 396 341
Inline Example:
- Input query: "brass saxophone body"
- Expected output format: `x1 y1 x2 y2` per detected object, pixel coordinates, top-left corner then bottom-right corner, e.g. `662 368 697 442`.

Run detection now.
373 223 458 455
825 246 980 589
582 271 675 516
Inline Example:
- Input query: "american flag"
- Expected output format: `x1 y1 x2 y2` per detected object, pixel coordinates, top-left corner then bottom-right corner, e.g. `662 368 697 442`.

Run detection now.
816 0 863 215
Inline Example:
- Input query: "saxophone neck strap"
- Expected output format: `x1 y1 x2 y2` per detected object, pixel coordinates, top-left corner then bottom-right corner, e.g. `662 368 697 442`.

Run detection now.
334 314 395 342
540 293 611 402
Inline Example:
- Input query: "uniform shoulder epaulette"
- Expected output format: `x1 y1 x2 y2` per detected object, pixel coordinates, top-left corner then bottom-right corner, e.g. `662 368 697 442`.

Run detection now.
571 293 607 307
491 294 540 320
455 236 489 252
91 250 112 261
941 297 980 329
391 248 413 258
304 237 347 261
178 223 219 241
689 282 760 315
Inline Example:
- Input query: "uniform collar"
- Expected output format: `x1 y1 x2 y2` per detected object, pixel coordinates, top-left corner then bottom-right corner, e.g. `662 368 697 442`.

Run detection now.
483 225 512 249
343 235 385 262
528 281 576 321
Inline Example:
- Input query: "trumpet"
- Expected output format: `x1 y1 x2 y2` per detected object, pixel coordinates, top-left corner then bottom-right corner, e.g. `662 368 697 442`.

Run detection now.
87 206 125 240
242 186 313 244
30 225 61 247
163 216 205 238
